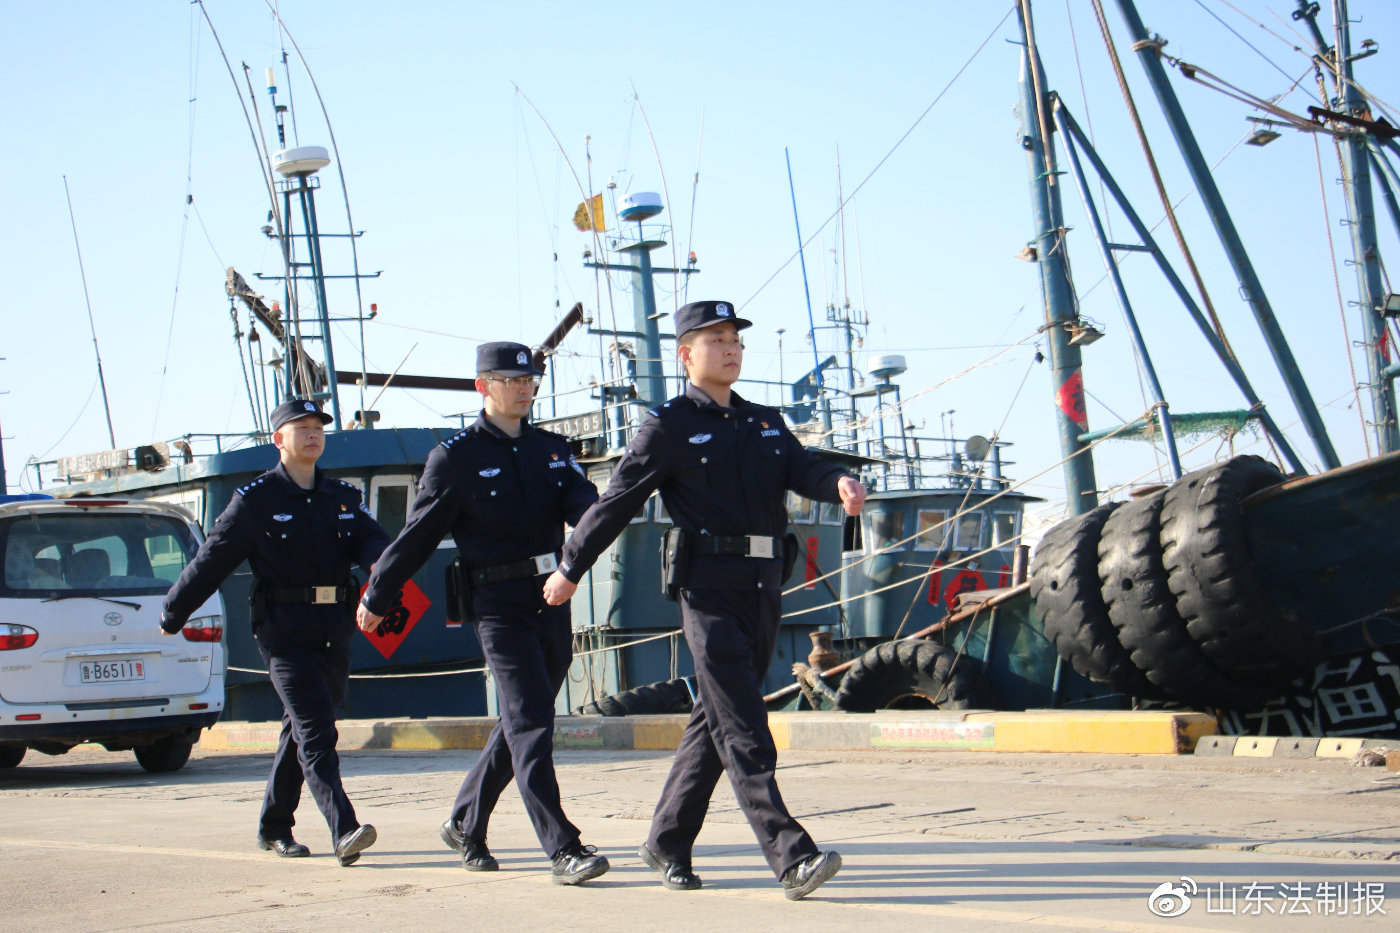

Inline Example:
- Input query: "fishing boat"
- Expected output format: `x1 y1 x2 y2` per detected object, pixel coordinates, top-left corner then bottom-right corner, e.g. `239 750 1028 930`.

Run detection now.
13 0 1400 740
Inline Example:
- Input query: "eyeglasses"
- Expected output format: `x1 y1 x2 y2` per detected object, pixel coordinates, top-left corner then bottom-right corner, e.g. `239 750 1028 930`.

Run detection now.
484 374 542 388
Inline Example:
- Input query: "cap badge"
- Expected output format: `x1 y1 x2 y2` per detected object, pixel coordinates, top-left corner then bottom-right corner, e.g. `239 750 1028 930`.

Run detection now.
517 350 529 366
716 303 731 317
479 467 502 478
688 433 712 445
304 401 315 412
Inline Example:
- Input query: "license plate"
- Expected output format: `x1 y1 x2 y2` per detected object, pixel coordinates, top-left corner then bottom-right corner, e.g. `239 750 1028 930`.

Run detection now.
78 660 146 684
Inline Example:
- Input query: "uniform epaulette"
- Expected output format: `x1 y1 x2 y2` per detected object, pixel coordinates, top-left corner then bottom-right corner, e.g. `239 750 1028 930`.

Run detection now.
335 478 359 489
535 427 569 443
440 426 473 450
647 395 691 419
235 475 270 497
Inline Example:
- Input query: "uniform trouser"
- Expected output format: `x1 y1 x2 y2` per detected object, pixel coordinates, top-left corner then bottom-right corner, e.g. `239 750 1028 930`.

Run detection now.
450 602 579 857
258 644 358 846
646 587 820 878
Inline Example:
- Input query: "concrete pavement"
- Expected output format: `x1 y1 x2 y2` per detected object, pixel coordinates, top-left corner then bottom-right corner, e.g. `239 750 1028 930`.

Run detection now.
2 736 1396 932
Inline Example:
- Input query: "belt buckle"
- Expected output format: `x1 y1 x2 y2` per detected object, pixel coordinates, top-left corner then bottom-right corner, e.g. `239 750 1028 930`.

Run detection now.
747 535 775 559
532 553 559 575
312 586 338 605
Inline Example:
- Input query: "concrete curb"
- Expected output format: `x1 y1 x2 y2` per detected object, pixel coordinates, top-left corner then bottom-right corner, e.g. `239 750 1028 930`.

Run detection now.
1194 734 1395 759
200 709 1218 756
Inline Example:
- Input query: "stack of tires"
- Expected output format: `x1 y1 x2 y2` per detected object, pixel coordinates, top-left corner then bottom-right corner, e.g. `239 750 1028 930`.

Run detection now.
1030 455 1315 710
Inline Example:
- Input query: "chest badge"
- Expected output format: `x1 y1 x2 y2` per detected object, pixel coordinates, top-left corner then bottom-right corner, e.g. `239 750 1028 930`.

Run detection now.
688 433 712 445
479 467 502 477
273 513 293 522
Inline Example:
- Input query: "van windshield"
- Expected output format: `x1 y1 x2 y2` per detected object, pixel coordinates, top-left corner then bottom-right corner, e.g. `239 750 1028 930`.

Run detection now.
1 512 198 597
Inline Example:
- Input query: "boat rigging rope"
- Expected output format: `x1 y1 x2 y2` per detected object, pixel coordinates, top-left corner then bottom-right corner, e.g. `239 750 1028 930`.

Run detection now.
1088 0 1233 360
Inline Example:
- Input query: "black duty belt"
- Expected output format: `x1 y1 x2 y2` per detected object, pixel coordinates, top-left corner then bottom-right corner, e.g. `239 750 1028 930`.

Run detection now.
469 552 559 586
267 585 351 605
688 535 782 559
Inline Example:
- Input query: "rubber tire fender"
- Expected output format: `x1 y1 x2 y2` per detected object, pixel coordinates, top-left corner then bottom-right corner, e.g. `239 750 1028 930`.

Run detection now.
573 677 695 717
1029 502 1163 698
1159 455 1310 686
1098 490 1271 710
834 639 987 712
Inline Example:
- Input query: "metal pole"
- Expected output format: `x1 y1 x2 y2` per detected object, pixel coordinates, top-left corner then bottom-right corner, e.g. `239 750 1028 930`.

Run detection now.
1055 105 1308 474
633 243 667 409
1016 5 1099 514
1056 104 1183 479
299 178 343 429
1298 0 1398 451
786 148 831 433
1368 147 1400 243
1112 0 1341 470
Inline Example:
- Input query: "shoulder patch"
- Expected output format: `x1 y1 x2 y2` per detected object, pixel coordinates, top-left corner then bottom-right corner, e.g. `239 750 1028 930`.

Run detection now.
648 395 691 420
440 427 472 450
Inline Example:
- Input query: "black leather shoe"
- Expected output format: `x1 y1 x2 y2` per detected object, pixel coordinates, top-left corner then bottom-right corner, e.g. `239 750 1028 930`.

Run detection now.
638 843 701 890
551 841 609 885
440 819 465 852
439 819 498 870
256 836 309 858
780 851 841 900
335 824 377 866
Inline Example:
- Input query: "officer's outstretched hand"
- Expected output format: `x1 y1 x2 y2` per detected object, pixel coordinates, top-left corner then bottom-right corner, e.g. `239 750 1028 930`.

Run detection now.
542 570 577 606
838 475 867 515
356 603 384 634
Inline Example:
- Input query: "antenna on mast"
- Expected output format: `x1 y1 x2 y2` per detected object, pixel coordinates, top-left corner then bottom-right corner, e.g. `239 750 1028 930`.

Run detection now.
62 176 117 449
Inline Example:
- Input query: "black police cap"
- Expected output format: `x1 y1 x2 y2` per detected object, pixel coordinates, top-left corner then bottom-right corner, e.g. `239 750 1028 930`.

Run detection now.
674 300 752 340
270 398 333 432
477 341 544 377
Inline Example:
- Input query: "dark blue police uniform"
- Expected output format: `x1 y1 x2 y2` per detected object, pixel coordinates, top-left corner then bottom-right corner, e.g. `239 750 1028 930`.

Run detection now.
162 441 389 849
361 411 598 859
560 380 853 880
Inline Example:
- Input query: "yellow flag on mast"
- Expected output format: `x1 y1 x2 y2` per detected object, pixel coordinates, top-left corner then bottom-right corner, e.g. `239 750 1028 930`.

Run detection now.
572 194 606 232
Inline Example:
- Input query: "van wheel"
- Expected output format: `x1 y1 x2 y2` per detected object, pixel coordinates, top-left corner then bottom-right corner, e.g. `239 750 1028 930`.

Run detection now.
134 735 193 773
0 746 25 769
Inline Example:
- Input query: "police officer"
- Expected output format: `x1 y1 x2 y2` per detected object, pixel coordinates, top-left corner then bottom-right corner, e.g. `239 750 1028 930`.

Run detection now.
356 341 609 885
161 398 390 866
543 300 866 900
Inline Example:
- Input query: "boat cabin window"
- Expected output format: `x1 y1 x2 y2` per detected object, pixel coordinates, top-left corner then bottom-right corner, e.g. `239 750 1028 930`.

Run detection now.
786 493 816 525
819 501 844 526
148 488 206 528
653 492 672 524
869 509 907 552
369 474 416 539
630 494 652 524
954 511 984 551
990 511 1020 548
914 509 951 551
842 514 863 553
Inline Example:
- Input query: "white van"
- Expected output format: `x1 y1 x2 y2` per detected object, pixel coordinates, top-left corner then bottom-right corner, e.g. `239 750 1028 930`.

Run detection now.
0 496 225 772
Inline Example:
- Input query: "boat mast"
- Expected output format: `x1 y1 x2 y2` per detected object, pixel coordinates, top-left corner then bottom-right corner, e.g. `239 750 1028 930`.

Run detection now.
1295 0 1398 454
1015 1 1099 515
584 192 697 412
264 72 343 428
1111 0 1341 470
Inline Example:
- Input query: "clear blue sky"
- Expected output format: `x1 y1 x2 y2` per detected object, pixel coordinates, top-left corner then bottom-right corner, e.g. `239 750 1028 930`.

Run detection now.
3 1 1399 529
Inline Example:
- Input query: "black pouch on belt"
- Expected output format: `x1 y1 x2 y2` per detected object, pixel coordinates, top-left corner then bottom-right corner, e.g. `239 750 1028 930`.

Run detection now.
445 557 474 624
660 526 690 601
